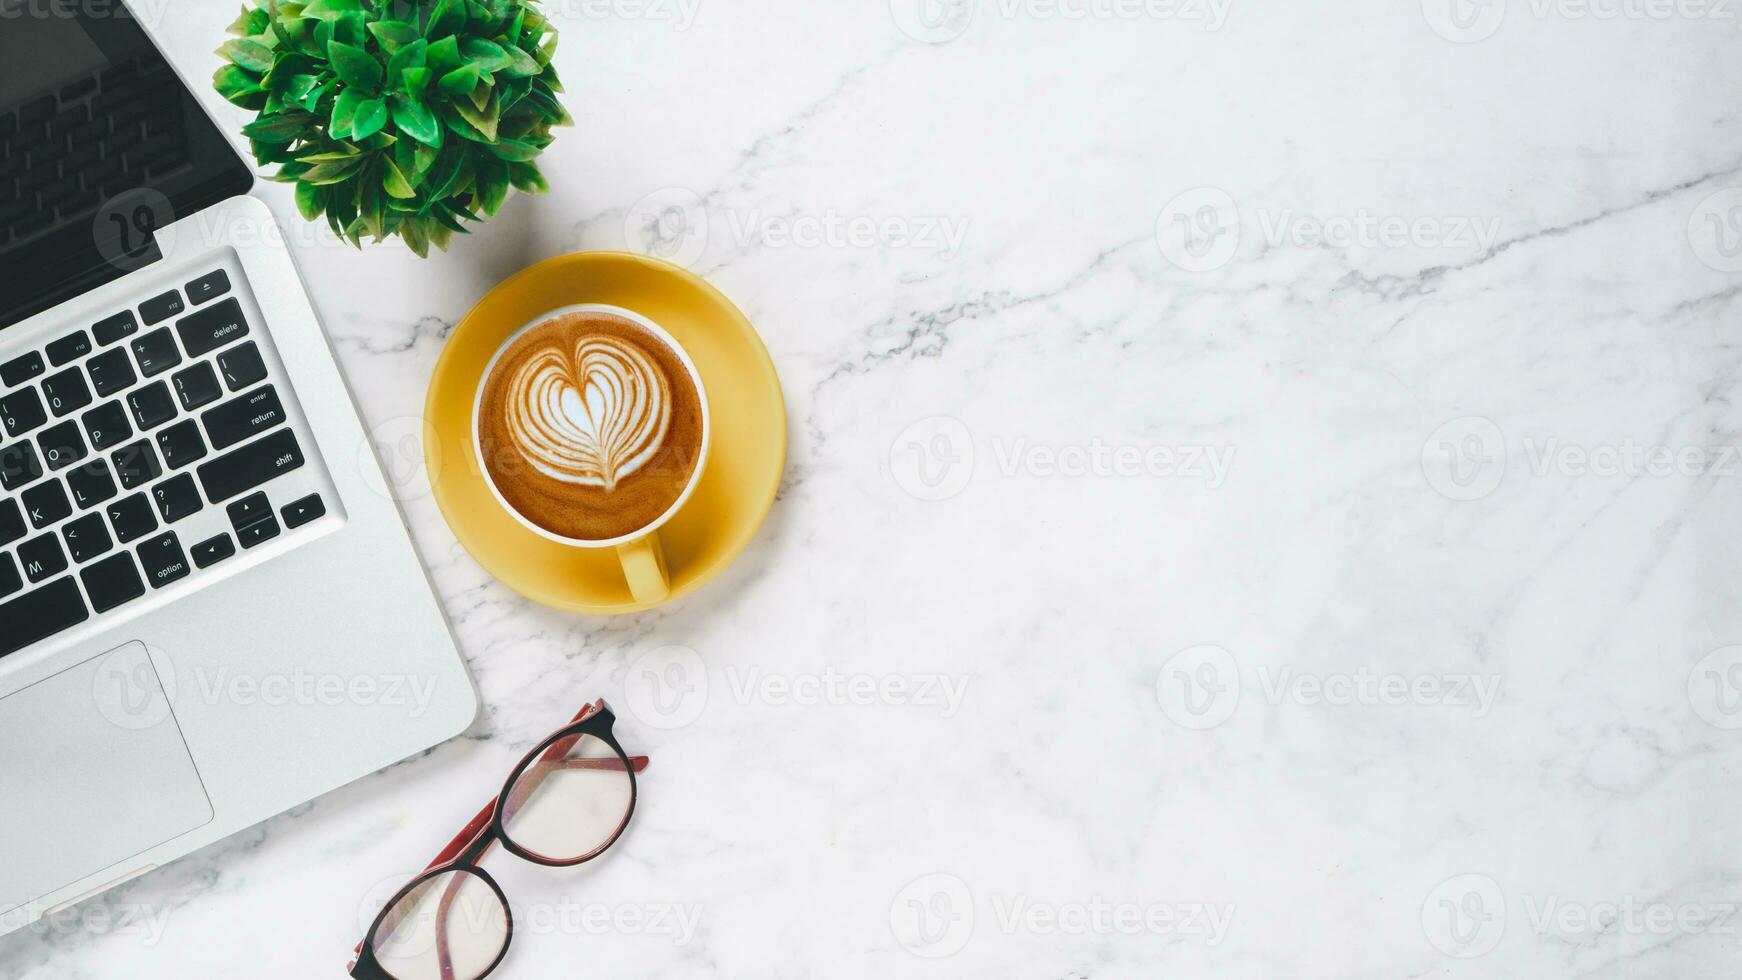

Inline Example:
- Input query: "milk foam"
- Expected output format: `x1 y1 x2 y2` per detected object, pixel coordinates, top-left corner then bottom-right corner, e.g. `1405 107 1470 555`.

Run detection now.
502 335 672 491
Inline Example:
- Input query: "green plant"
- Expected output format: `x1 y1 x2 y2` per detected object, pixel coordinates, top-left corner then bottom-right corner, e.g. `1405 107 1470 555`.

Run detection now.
214 0 569 256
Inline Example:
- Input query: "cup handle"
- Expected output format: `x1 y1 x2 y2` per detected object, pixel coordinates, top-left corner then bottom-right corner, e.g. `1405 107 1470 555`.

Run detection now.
616 532 671 605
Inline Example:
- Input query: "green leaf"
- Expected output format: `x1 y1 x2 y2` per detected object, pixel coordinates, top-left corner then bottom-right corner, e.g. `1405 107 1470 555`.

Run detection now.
382 158 416 199
330 86 367 138
438 63 481 96
508 162 547 194
499 44 540 78
453 95 498 141
327 41 382 89
473 159 509 216
300 0 360 20
401 216 430 257
220 38 276 73
391 96 442 146
412 139 440 178
425 35 463 74
401 67 434 95
386 38 427 82
213 65 266 107
460 38 510 72
240 113 311 143
366 19 421 51
301 156 366 184
295 181 325 221
332 11 365 48
488 138 540 162
350 98 389 140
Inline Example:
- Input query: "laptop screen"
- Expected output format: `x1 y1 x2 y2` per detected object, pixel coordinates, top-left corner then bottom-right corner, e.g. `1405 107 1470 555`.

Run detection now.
0 0 252 329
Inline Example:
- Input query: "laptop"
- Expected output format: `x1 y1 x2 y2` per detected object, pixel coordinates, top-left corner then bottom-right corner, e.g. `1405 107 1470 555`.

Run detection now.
0 1 478 936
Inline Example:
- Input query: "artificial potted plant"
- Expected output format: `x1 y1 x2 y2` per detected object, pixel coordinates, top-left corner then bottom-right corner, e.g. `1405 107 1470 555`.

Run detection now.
214 0 568 256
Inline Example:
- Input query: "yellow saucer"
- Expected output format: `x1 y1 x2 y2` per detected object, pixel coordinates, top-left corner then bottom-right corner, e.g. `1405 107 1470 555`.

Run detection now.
426 252 787 614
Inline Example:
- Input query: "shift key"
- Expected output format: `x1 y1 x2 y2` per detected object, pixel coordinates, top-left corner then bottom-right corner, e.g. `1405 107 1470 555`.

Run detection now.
202 385 285 451
175 297 249 358
196 428 304 503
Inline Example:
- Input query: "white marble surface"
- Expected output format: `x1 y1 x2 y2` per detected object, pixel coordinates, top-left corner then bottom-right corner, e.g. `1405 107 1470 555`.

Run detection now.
8 0 1742 976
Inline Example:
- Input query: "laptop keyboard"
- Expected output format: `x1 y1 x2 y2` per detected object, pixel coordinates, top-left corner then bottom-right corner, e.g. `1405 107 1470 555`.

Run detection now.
0 57 190 246
0 266 329 659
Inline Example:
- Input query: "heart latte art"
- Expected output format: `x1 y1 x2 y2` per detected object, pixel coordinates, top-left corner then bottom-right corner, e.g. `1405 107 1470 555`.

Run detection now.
477 311 707 543
503 336 673 492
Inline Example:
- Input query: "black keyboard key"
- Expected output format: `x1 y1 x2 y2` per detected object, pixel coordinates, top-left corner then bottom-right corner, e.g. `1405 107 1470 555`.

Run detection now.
196 428 304 503
66 460 117 509
41 368 92 417
203 385 285 451
217 342 267 391
36 420 87 470
281 493 326 529
46 331 92 366
0 577 87 658
152 472 201 523
62 512 112 563
111 440 162 490
0 442 42 491
81 551 145 613
106 493 157 544
130 328 181 377
21 480 71 529
186 270 231 306
191 533 235 568
18 533 67 582
140 290 184 325
18 96 53 127
136 531 189 589
0 554 18 599
238 514 280 549
0 388 47 437
172 362 221 411
86 348 136 398
93 310 138 346
127 381 176 430
175 298 249 359
82 401 132 451
0 498 23 546
226 491 272 530
156 419 207 469
0 351 40 384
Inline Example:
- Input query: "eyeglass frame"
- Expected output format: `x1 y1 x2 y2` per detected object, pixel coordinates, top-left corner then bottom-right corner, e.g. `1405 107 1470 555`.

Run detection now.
348 699 651 980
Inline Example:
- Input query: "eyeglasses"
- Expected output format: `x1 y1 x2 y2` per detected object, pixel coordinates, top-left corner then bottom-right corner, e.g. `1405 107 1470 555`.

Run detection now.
349 699 650 980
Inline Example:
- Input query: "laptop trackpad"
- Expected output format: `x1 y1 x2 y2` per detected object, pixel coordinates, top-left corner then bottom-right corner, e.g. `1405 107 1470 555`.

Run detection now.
0 642 212 915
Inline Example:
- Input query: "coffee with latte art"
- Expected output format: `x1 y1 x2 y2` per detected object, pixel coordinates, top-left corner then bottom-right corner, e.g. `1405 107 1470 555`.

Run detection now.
477 311 706 541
